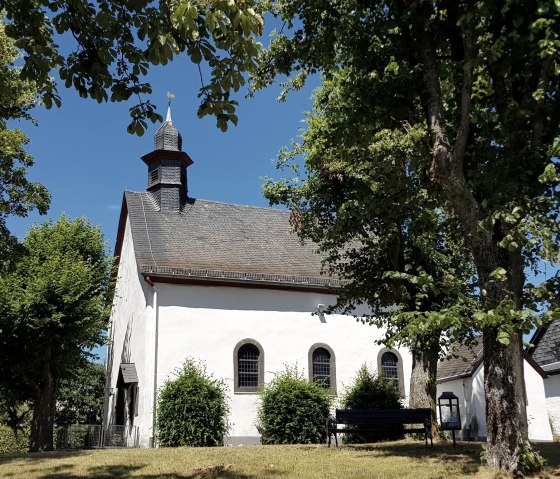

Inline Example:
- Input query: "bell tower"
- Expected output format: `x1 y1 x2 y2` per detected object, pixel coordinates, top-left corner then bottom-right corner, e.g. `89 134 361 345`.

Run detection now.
141 93 193 212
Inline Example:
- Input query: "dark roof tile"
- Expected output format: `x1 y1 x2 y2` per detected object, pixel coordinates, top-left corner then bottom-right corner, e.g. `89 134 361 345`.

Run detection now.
437 342 483 382
124 191 337 287
530 320 560 368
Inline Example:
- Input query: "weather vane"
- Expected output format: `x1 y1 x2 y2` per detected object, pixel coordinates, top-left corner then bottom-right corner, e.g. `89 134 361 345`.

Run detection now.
166 92 175 123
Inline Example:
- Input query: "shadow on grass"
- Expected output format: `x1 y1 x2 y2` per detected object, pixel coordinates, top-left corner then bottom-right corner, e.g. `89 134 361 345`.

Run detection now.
33 463 280 479
0 450 95 466
342 441 485 475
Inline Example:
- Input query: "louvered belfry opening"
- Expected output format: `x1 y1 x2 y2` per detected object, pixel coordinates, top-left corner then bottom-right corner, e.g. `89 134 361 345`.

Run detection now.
141 111 193 212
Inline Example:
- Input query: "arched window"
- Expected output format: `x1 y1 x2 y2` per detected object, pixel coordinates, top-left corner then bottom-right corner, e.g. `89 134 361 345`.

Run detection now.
313 348 331 388
377 348 405 395
233 339 264 393
308 343 336 393
381 352 399 384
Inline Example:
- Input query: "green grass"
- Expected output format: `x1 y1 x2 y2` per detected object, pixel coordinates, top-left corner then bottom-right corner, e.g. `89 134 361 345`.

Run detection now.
0 440 558 479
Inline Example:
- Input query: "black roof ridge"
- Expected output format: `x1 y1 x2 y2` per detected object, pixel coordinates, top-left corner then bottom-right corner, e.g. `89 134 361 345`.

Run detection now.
124 190 290 214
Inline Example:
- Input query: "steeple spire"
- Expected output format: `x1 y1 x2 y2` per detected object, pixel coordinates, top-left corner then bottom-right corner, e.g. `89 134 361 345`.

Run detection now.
142 92 193 212
166 91 174 124
155 92 182 151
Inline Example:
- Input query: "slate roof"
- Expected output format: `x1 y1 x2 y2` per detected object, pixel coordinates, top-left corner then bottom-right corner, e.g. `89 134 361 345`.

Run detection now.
123 191 343 289
438 340 548 382
530 320 560 374
437 342 484 383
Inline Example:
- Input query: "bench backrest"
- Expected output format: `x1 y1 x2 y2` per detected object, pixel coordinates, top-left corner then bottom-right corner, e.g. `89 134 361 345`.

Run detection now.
335 408 432 426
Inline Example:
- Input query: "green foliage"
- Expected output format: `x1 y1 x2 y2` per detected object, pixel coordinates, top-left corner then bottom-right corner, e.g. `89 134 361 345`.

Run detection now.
0 215 112 450
55 361 105 426
157 359 228 447
0 0 263 133
341 365 403 410
257 366 331 445
256 1 559 471
340 365 403 443
0 426 28 454
0 20 49 271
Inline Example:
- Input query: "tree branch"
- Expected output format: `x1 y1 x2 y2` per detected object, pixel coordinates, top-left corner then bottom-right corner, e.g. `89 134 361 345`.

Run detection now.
532 56 553 150
453 14 475 161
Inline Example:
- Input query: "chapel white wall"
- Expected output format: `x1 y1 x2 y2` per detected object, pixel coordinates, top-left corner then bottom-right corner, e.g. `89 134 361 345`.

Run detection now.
544 374 560 436
154 283 412 441
104 217 153 447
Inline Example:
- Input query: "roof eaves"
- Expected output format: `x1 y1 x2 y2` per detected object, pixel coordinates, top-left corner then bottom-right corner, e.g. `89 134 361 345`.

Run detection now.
140 265 346 289
436 372 474 384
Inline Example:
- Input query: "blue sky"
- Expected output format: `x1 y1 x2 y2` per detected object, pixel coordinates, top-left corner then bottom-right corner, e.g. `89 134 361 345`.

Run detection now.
7 43 319 250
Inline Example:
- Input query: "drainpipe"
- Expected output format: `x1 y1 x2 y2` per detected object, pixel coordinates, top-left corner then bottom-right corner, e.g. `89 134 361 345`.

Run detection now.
150 282 159 448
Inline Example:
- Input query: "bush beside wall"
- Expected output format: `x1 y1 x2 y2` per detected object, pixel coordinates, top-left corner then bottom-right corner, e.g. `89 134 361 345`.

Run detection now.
340 364 403 443
157 359 228 447
257 366 331 444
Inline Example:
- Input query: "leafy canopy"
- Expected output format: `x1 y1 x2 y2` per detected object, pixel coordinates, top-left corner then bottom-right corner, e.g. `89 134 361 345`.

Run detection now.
0 215 112 402
0 20 50 270
0 0 264 133
256 0 560 343
55 361 105 426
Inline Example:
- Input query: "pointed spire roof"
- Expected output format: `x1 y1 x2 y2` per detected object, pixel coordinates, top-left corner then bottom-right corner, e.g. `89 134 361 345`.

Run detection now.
154 92 182 151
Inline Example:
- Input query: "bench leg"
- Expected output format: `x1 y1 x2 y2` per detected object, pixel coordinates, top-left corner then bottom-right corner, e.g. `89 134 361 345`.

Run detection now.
335 433 338 448
328 432 331 448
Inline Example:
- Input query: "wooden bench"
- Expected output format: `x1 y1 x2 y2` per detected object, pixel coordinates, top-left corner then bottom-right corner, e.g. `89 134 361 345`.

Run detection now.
327 408 434 448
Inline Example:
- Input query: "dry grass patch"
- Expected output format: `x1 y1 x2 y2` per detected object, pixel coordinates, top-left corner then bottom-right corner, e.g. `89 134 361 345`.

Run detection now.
0 440 557 479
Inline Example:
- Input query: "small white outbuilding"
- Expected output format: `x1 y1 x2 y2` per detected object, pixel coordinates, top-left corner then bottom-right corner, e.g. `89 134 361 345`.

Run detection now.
437 342 553 442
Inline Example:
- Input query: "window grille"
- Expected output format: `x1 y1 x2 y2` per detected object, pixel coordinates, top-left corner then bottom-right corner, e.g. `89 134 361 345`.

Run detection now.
238 344 259 388
381 352 399 388
312 347 331 388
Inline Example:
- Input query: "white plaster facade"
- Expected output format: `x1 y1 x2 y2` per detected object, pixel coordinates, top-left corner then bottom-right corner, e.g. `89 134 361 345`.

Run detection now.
105 219 413 447
544 374 560 435
436 360 553 442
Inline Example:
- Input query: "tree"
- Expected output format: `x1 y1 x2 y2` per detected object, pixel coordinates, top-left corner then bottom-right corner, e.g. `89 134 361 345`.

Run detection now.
0 215 112 451
0 0 263 133
263 93 477 423
55 361 105 426
255 1 560 474
0 20 50 271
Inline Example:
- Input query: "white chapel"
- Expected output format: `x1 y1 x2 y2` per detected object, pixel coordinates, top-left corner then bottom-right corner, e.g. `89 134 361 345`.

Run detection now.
103 110 412 447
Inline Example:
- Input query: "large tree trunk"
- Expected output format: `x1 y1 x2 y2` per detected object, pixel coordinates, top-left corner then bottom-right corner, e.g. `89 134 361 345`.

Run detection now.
29 346 56 452
409 336 439 435
483 330 529 472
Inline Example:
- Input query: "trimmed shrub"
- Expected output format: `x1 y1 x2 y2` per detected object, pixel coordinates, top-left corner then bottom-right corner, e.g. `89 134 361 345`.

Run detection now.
157 359 228 447
340 364 403 443
257 366 331 444
0 426 28 454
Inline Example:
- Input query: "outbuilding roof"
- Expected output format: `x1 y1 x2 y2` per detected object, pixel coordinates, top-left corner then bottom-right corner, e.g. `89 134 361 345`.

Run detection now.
117 191 343 290
530 320 560 374
437 340 547 383
437 342 484 383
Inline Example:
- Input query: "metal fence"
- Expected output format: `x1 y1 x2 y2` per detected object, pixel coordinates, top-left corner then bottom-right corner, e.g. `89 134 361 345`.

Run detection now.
56 425 139 449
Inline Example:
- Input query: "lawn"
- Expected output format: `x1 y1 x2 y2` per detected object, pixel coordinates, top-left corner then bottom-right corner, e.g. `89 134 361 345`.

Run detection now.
0 441 558 479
